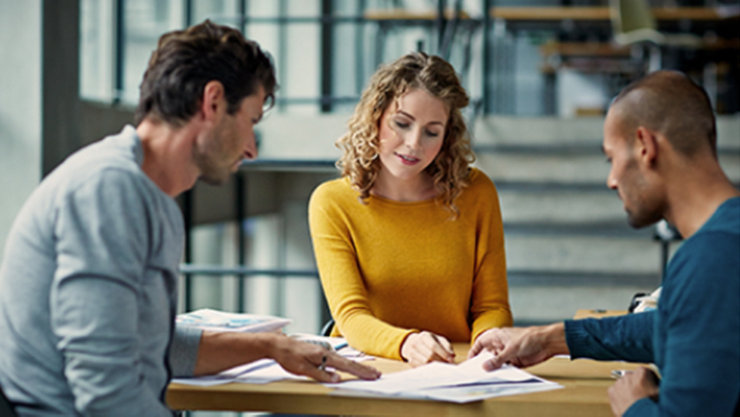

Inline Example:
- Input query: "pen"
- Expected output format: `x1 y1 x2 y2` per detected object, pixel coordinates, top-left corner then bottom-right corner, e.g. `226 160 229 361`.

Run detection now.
431 334 455 359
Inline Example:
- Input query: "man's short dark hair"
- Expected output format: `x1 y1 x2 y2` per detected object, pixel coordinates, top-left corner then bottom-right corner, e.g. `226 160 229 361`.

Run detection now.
611 70 717 156
134 20 277 127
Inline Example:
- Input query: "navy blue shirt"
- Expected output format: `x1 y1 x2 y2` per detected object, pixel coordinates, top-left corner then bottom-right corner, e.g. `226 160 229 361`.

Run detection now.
565 197 740 416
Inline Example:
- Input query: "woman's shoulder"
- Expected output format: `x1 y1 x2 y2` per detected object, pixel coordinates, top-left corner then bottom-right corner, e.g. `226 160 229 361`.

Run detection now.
313 176 352 194
310 176 357 206
466 168 497 192
456 168 500 209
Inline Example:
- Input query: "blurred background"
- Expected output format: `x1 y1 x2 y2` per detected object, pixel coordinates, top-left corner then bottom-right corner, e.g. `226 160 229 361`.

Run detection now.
0 3 738 413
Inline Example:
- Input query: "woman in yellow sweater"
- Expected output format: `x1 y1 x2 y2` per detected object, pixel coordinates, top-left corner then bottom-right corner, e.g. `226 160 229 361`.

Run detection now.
308 52 512 366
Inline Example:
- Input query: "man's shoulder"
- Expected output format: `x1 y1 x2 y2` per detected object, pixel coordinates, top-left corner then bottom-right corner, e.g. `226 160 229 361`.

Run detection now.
68 126 141 172
680 196 740 262
701 196 740 235
33 126 163 216
666 198 740 293
53 127 145 191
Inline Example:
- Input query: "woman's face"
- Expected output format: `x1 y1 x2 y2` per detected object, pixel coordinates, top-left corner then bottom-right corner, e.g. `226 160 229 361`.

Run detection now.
376 88 448 183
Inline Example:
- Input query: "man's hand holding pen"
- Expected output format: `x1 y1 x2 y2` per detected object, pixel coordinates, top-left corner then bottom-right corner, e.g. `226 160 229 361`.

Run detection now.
608 367 660 416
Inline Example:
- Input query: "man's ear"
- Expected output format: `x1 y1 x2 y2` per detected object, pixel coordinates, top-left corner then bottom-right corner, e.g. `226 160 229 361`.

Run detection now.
201 80 225 121
635 126 658 166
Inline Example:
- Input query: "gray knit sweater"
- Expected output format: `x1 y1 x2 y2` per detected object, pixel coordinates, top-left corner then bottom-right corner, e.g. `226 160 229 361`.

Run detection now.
0 125 201 416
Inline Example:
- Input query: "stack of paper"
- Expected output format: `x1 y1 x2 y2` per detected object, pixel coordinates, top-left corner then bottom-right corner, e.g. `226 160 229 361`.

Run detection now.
171 336 371 386
176 308 291 333
329 350 561 403
172 336 561 403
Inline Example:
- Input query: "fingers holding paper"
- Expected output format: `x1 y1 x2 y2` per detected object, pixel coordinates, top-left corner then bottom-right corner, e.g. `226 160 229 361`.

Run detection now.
468 323 570 371
401 331 456 367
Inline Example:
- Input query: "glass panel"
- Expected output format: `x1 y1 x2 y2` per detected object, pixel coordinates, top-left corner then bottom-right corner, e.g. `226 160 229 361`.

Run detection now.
79 0 115 101
331 0 359 16
121 0 184 104
246 0 280 18
284 0 319 17
282 23 321 113
192 0 241 28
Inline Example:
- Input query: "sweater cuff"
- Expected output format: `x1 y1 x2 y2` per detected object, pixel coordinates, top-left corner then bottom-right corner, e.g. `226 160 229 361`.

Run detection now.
563 318 592 359
396 329 420 361
623 397 656 416
169 324 203 377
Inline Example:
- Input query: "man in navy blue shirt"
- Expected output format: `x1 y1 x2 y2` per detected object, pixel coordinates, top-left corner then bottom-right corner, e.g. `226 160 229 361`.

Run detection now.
469 71 739 416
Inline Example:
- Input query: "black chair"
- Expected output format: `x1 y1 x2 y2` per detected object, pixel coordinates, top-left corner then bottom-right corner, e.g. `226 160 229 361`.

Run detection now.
320 318 335 337
0 385 18 417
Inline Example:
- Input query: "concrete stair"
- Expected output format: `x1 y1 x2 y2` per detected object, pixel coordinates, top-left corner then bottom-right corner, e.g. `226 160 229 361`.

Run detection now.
472 115 739 324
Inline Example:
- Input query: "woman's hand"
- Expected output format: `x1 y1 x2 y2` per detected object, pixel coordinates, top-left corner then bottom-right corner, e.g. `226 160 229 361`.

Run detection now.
400 331 455 367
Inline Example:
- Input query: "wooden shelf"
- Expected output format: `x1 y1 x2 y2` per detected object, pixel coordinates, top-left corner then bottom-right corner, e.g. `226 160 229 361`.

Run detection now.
364 8 471 21
490 6 740 22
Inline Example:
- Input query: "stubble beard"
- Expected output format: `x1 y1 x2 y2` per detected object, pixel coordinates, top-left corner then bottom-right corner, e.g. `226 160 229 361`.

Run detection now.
193 140 232 186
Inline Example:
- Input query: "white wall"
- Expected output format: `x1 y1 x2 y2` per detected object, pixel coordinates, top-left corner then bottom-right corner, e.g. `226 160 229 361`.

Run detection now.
0 0 42 262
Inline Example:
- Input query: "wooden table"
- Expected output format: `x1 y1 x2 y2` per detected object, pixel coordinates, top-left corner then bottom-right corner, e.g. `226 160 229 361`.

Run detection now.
573 309 629 320
167 341 645 416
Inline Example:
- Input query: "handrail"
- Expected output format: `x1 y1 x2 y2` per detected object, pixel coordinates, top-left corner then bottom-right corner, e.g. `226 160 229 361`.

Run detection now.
179 264 319 278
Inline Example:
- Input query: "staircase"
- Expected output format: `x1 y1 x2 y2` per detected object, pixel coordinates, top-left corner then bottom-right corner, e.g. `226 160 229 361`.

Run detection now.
472 115 740 324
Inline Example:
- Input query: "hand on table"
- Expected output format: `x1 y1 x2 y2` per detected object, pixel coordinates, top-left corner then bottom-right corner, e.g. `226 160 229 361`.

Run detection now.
468 323 568 371
401 331 455 367
270 336 381 383
608 367 659 416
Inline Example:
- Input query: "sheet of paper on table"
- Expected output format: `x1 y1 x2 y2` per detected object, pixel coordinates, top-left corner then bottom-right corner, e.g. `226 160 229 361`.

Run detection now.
172 339 561 403
327 350 561 403
171 336 372 386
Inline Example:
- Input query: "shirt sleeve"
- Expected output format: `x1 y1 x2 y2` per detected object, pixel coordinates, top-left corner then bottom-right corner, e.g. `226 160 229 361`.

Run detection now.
170 325 203 377
468 177 513 341
308 185 415 360
564 312 655 363
629 232 739 417
50 171 174 416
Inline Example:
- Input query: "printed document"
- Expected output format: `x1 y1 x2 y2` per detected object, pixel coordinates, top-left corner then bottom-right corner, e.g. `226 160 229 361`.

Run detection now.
328 350 561 402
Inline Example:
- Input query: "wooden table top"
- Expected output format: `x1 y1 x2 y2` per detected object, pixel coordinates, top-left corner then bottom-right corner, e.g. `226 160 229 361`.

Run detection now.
167 340 645 416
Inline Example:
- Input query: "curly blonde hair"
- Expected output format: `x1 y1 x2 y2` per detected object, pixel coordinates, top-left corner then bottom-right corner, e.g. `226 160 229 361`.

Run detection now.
336 52 475 215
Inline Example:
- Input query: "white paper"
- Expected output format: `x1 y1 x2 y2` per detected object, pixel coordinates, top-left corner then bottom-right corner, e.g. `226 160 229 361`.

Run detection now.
327 350 562 402
176 308 292 333
172 337 372 386
172 342 561 403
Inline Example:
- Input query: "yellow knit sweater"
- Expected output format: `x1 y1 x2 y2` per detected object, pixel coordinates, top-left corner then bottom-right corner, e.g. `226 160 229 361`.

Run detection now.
308 168 512 360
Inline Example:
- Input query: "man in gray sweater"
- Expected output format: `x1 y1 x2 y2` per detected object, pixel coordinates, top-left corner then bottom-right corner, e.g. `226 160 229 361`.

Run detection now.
0 20 379 416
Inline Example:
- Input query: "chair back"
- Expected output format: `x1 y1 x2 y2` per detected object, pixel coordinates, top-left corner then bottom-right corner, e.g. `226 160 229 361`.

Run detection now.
320 318 335 337
610 0 657 35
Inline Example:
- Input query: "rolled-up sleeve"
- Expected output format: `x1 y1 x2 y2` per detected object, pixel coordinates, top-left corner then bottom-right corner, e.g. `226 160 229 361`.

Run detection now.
170 325 203 377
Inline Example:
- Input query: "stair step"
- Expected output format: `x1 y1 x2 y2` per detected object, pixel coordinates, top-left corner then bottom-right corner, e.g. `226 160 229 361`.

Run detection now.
509 285 653 325
504 233 675 274
507 269 659 287
498 188 624 223
504 221 653 238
